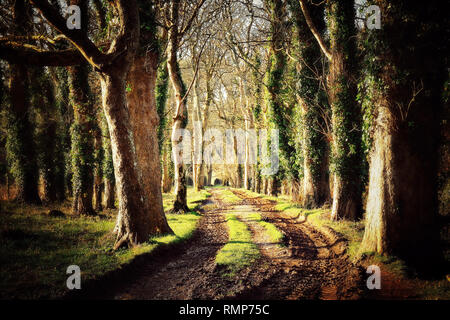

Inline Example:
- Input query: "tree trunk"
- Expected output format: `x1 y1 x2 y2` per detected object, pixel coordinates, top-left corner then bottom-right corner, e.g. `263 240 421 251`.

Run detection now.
7 64 41 204
68 65 95 216
295 1 331 209
101 112 115 209
360 1 445 265
303 144 330 208
40 121 58 203
291 178 302 203
167 60 189 213
268 177 279 196
244 118 251 190
127 55 172 233
192 78 202 192
262 177 268 194
327 0 362 221
93 123 103 211
104 177 115 209
93 174 103 211
162 143 172 193
101 70 165 248
207 164 213 186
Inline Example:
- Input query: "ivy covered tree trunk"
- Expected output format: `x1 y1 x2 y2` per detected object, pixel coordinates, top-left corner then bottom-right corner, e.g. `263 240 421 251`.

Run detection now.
360 1 446 264
7 64 41 204
93 123 104 211
156 61 169 154
30 68 58 203
68 65 95 216
265 0 287 197
51 68 71 202
37 109 58 203
162 142 172 193
156 61 172 194
127 54 172 233
251 56 263 195
6 0 41 205
291 0 330 208
327 0 362 220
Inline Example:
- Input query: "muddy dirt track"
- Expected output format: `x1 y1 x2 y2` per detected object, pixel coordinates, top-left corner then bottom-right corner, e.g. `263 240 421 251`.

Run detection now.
75 188 366 300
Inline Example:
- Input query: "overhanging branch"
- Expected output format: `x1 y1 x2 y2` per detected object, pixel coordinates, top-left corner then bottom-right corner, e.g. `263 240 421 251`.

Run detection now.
299 0 332 61
0 45 84 66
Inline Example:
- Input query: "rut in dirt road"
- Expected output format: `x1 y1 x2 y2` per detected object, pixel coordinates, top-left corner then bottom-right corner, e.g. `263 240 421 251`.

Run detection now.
228 189 364 300
110 196 229 299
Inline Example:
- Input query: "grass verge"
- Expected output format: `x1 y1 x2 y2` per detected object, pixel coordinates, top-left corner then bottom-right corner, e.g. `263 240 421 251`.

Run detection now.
215 214 259 276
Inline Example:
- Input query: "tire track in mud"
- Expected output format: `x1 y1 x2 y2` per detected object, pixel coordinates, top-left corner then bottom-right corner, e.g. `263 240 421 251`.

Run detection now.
106 194 230 299
229 189 363 300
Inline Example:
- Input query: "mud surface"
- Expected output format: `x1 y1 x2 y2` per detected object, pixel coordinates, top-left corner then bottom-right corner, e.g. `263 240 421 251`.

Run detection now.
82 189 366 300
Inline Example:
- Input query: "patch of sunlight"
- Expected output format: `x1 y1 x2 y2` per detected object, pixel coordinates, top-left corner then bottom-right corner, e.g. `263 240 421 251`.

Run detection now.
216 214 259 276
246 212 284 244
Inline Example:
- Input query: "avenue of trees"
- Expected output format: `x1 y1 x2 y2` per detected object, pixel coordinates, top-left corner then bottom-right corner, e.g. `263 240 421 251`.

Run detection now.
0 0 448 266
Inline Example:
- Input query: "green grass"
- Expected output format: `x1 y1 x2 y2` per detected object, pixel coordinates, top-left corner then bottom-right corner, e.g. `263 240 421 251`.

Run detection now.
245 212 284 244
0 188 208 299
215 214 260 276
